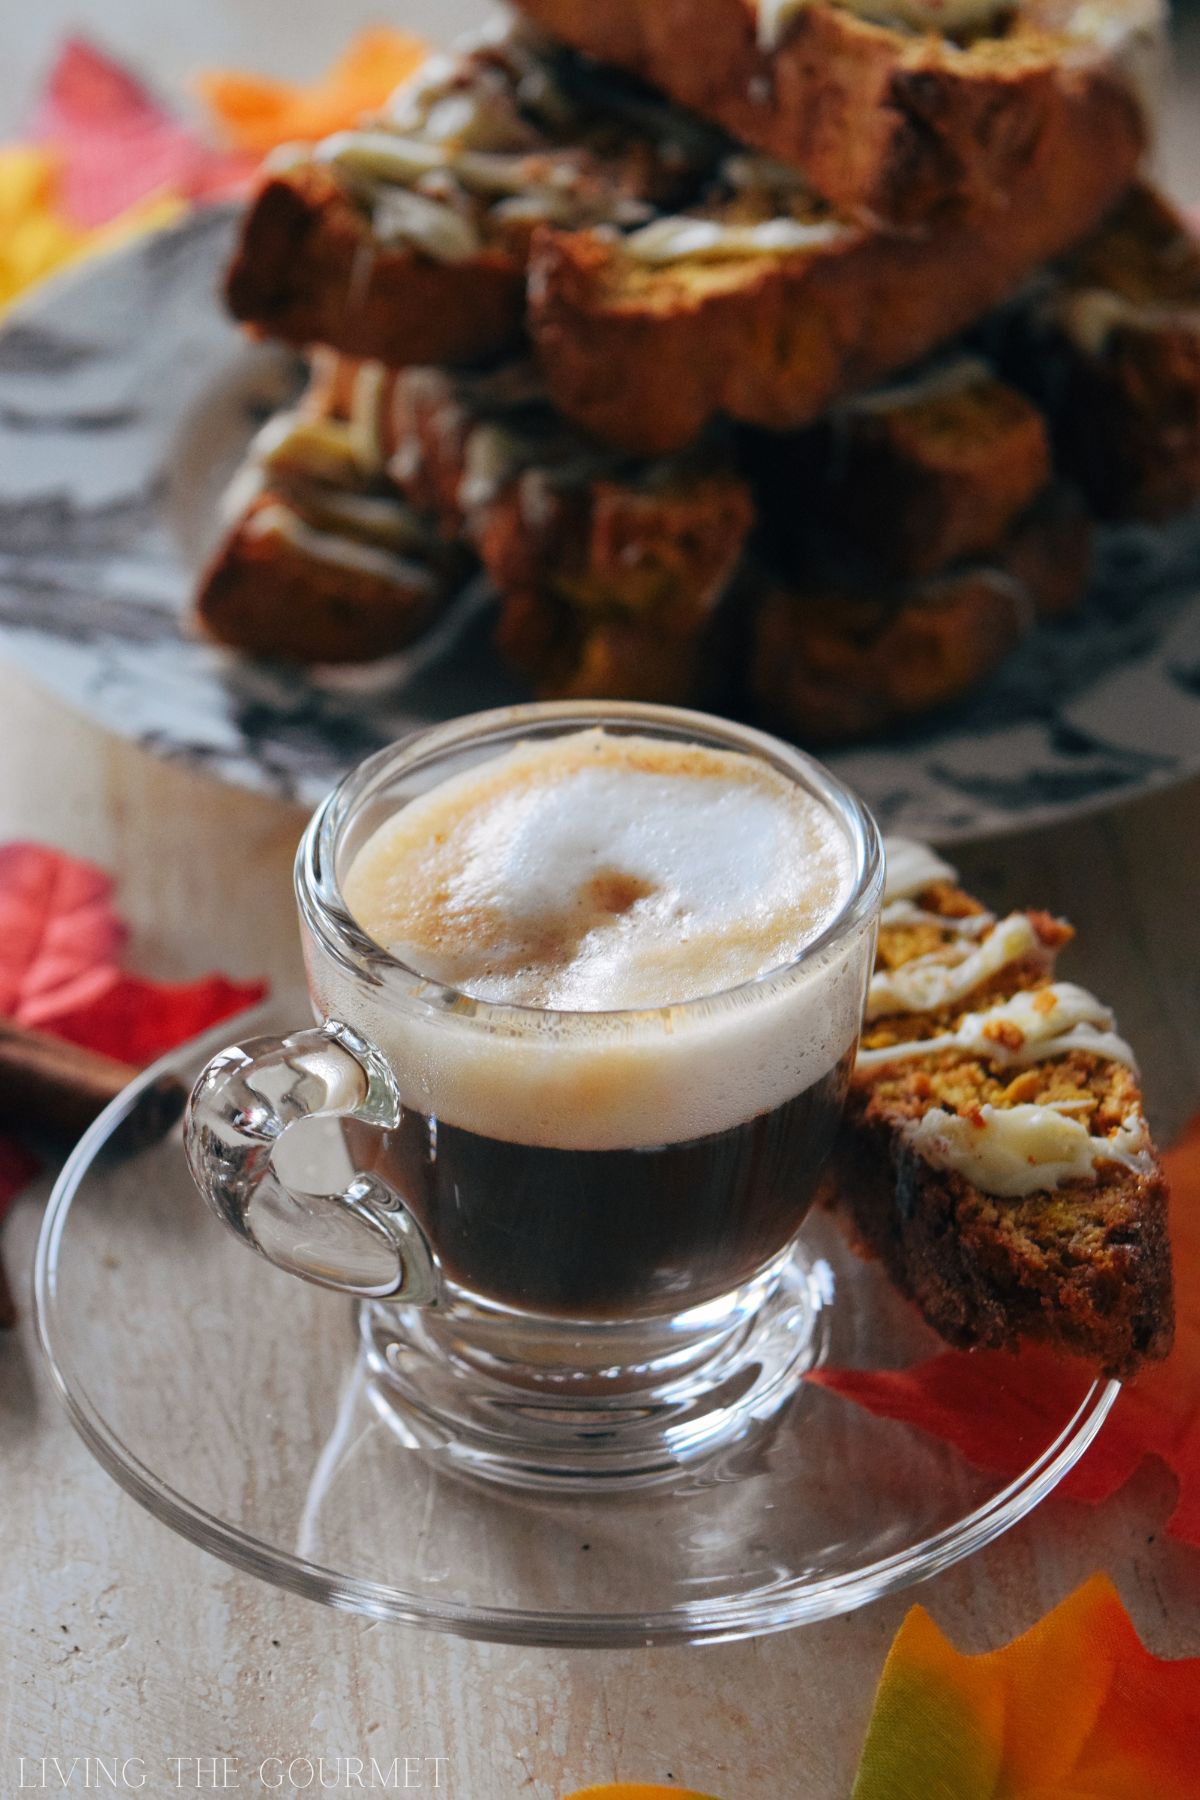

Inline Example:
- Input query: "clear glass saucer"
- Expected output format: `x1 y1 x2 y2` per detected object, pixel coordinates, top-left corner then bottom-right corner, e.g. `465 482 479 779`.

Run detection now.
35 1005 1119 1647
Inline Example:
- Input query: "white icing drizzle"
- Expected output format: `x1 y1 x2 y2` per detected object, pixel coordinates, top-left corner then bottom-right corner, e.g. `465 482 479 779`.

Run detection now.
865 911 1052 1021
840 357 993 419
857 980 1140 1073
882 837 958 902
621 214 848 263
247 409 366 490
317 130 447 184
878 899 994 936
754 0 1007 49
242 504 434 588
317 122 634 261
458 423 526 513
347 361 388 470
868 835 1151 1198
904 1103 1155 1198
371 186 482 263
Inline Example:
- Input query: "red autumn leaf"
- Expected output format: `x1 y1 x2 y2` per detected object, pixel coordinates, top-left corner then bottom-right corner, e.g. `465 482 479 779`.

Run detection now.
0 842 125 1024
30 38 250 228
814 1116 1200 1543
0 843 267 1228
47 971 266 1066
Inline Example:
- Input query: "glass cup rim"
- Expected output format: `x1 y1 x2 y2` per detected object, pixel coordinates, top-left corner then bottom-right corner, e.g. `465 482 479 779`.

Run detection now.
296 700 884 1029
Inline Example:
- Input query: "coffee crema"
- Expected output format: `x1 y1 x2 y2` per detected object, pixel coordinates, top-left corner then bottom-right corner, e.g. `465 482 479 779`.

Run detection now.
342 728 854 1010
319 727 869 1156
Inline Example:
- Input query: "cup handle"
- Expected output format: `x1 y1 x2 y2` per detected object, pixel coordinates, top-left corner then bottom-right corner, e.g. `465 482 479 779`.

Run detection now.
183 1020 439 1303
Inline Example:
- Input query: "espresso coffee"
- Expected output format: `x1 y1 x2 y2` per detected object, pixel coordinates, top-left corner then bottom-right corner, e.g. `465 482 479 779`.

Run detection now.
333 728 865 1315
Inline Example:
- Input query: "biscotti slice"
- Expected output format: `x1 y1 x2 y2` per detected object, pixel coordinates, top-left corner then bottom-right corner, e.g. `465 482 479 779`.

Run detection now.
989 184 1200 521
748 489 1091 740
194 407 467 662
823 838 1173 1377
306 353 756 691
494 586 722 701
511 0 1156 226
225 24 721 365
750 566 1024 741
528 118 1143 454
748 355 1052 581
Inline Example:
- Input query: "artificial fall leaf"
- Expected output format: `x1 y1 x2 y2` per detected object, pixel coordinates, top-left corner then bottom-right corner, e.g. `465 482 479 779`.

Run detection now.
197 29 428 157
851 1573 1200 1799
0 842 124 1024
0 146 88 309
30 37 249 228
813 1115 1200 1542
46 971 266 1067
0 144 183 317
0 844 266 1226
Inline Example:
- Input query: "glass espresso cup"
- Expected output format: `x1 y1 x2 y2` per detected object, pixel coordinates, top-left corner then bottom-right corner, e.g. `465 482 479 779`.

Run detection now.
185 702 882 1488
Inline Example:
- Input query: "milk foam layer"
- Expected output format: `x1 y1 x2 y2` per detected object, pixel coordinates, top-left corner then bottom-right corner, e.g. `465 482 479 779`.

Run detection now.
342 730 854 1010
318 729 874 1150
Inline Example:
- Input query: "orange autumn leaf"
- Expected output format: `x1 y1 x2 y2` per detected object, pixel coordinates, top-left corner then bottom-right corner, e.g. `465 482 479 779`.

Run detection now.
197 30 428 157
851 1573 1200 1799
813 1114 1200 1542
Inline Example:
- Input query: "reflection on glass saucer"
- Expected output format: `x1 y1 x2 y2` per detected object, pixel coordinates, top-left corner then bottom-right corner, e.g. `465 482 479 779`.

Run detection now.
36 1005 1117 1647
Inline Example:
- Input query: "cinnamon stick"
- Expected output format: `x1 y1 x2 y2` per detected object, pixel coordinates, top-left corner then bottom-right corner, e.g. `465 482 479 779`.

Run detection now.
0 1021 189 1330
0 1018 186 1146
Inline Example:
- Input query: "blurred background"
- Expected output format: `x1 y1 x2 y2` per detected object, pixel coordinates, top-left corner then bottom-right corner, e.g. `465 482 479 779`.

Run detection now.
1 0 1199 203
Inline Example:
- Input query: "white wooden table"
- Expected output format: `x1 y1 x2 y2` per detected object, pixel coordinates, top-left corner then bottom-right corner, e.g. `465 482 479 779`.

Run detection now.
3 4 1200 1794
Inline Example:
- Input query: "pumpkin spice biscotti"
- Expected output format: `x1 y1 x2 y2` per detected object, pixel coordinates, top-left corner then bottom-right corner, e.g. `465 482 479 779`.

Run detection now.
194 404 469 664
224 23 723 367
823 839 1173 1377
510 0 1159 227
528 112 1144 453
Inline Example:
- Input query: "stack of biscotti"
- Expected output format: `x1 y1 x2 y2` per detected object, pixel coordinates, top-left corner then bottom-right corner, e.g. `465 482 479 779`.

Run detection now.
202 5 1200 728
198 350 757 682
196 395 471 663
822 837 1173 1377
982 184 1200 521
743 356 1093 740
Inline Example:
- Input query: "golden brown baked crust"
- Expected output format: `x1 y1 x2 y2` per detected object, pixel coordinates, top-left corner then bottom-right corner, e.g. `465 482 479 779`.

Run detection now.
223 28 721 367
510 0 1153 226
749 359 1052 580
528 93 1143 453
990 185 1200 521
309 355 755 683
224 167 527 367
750 566 1024 741
194 490 457 664
747 486 1091 739
495 588 714 701
822 872 1173 1378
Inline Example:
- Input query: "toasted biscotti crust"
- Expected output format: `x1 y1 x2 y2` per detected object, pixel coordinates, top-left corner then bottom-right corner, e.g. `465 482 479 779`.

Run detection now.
750 566 1024 741
747 487 1091 739
528 98 1143 453
195 490 453 663
495 588 715 701
225 167 526 366
821 871 1173 1378
309 354 756 637
748 358 1052 581
829 1104 1172 1376
511 0 1154 225
223 27 724 368
990 186 1200 521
